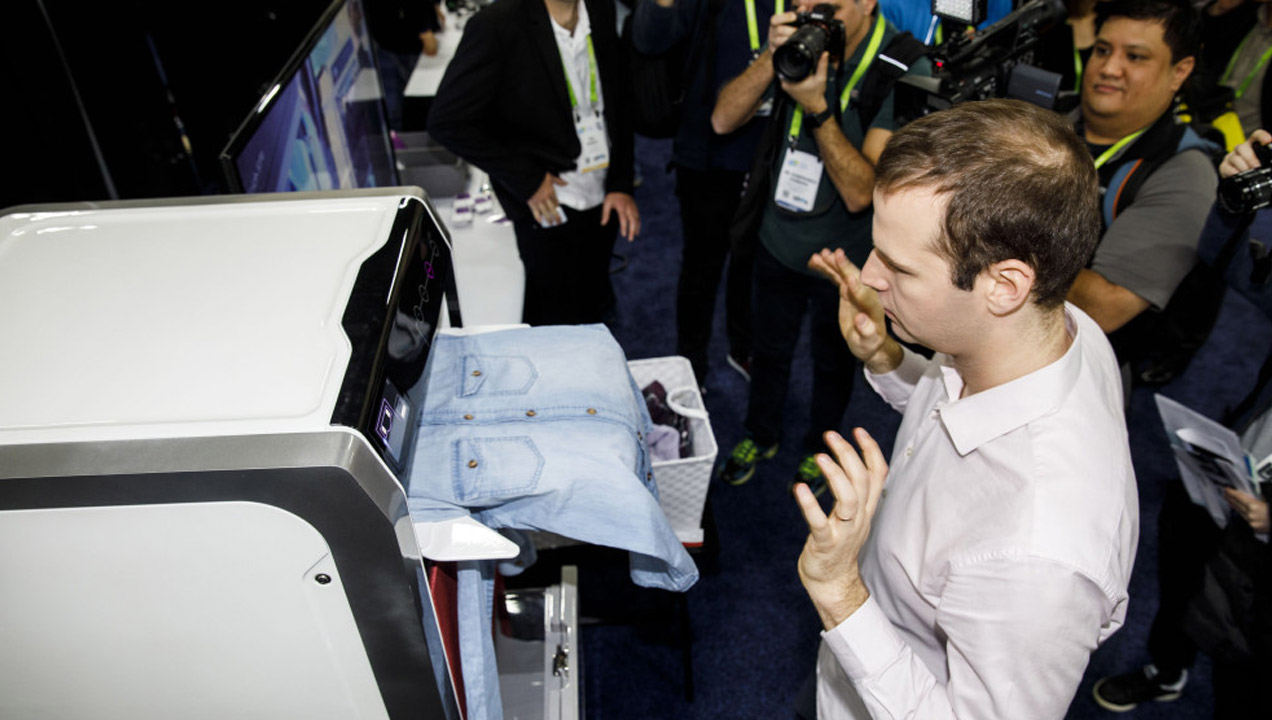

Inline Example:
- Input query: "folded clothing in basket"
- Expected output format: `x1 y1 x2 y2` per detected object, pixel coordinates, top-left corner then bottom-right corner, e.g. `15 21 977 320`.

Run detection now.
642 380 693 461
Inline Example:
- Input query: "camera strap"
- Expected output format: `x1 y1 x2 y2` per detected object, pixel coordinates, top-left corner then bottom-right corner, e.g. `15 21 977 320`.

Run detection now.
746 0 786 56
786 13 886 143
1092 129 1147 170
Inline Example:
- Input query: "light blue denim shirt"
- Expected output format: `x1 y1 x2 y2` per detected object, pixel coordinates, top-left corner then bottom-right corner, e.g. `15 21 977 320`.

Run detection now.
406 324 699 719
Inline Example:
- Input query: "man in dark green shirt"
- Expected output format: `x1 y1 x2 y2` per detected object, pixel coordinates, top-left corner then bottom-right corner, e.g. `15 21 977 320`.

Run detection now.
712 0 928 489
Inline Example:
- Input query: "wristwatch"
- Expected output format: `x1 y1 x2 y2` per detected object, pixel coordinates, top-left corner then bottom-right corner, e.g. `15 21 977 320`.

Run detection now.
805 105 834 129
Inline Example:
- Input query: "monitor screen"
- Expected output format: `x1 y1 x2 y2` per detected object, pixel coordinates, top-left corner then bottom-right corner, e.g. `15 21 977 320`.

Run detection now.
220 0 398 193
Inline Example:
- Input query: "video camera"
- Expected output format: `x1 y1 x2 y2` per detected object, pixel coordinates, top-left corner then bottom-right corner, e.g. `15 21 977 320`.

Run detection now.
1219 141 1272 216
895 0 1068 124
773 4 847 83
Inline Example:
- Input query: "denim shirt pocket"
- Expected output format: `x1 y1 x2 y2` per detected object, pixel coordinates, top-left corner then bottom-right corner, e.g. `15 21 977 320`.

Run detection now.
461 355 538 397
453 437 544 502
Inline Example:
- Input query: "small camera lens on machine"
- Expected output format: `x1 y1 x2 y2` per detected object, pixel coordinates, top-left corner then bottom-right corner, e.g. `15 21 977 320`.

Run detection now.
1219 142 1272 215
772 4 847 84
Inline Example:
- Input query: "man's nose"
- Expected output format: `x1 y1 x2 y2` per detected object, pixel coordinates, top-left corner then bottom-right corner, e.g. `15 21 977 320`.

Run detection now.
1099 51 1125 77
860 250 885 290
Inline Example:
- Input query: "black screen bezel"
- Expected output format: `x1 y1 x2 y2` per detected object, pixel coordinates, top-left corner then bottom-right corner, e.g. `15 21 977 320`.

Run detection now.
218 0 399 194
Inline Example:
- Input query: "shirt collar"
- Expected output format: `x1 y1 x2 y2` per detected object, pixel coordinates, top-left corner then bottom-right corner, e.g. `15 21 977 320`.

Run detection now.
551 0 591 46
936 306 1084 456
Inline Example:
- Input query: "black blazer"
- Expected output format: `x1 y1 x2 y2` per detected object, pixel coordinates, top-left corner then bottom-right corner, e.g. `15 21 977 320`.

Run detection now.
427 0 634 224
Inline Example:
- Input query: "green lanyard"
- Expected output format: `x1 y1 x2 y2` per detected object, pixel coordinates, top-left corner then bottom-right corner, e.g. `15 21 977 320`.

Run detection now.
1073 47 1084 93
787 13 886 142
559 35 599 111
746 0 784 54
1222 30 1272 101
1092 128 1146 169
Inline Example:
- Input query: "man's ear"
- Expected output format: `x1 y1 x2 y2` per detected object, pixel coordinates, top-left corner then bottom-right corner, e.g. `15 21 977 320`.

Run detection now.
1170 56 1196 93
981 259 1036 316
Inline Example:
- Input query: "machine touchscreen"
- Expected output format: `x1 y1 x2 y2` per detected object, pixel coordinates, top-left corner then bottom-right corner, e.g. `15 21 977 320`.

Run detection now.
334 195 458 478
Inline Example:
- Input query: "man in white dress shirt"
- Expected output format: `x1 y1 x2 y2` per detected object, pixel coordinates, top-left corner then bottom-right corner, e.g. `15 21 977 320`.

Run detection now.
799 99 1139 719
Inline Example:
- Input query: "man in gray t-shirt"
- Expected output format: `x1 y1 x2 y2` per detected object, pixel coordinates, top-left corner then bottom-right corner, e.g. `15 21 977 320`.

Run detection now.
1083 3 1223 711
1064 0 1217 371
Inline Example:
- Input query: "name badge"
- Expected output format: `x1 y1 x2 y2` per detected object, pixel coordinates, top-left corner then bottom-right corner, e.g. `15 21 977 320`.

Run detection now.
576 113 610 173
774 148 823 213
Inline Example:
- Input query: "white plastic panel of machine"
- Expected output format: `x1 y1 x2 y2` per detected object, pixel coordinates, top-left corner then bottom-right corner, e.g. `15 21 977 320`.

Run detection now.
0 190 461 719
0 501 388 720
0 196 398 446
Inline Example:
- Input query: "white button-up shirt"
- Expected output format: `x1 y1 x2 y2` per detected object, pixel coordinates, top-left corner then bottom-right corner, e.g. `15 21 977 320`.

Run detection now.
549 0 607 212
817 304 1139 719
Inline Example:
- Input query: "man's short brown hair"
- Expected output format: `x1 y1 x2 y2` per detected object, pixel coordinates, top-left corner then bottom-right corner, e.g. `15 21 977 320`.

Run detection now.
874 99 1100 309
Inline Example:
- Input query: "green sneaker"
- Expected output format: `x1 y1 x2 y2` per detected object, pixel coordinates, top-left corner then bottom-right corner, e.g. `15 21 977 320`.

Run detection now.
718 438 779 486
792 455 827 497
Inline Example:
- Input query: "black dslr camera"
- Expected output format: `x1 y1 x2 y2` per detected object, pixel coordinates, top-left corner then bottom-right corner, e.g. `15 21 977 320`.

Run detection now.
1218 141 1272 215
773 4 846 83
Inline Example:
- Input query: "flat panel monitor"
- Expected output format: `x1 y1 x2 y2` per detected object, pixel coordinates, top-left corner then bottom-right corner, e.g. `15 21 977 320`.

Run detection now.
220 0 398 193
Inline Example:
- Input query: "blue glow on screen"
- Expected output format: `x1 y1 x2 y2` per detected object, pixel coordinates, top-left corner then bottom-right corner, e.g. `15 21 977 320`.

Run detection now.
235 0 396 193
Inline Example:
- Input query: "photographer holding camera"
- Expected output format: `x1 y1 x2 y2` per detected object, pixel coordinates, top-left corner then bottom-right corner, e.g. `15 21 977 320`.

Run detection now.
711 0 929 491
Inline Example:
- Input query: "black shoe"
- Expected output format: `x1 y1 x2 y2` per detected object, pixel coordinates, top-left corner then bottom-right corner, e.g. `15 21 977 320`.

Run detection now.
717 438 778 486
1092 665 1187 712
790 454 827 497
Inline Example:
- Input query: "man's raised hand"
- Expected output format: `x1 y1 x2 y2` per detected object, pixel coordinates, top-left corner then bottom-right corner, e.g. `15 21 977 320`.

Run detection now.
808 248 900 374
794 428 888 630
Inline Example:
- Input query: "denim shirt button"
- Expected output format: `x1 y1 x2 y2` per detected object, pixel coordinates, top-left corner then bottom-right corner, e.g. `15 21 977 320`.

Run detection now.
587 408 597 415
468 459 479 468
526 410 536 417
463 414 474 420
471 370 482 377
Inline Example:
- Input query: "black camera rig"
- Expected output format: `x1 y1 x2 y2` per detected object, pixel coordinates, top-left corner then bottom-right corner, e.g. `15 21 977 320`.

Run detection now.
895 0 1067 124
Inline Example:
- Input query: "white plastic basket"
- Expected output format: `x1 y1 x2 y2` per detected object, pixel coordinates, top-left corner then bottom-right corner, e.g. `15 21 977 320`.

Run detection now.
627 356 717 546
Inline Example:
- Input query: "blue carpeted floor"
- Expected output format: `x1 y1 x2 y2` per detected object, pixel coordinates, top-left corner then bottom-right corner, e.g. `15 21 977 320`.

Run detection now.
566 136 1272 719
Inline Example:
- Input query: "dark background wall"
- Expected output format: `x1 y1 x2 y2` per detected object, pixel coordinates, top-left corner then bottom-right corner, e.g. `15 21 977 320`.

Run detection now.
1 0 332 208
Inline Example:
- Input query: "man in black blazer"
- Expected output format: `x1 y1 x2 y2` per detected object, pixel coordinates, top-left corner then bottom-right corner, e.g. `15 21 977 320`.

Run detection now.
428 0 640 325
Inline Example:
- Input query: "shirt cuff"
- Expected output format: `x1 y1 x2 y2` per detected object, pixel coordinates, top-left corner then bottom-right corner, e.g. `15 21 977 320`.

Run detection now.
821 595 907 680
864 346 925 396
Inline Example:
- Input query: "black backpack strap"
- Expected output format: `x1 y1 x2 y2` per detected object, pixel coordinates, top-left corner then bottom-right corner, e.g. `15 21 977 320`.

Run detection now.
854 31 927 130
1105 118 1223 223
729 92 791 245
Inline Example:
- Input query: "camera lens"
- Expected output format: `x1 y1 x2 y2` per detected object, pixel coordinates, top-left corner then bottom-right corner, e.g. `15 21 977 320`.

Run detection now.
774 24 829 83
1218 170 1272 215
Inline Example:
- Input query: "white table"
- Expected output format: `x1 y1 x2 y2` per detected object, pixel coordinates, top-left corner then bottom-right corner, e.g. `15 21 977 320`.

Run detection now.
434 170 525 327
404 10 468 98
